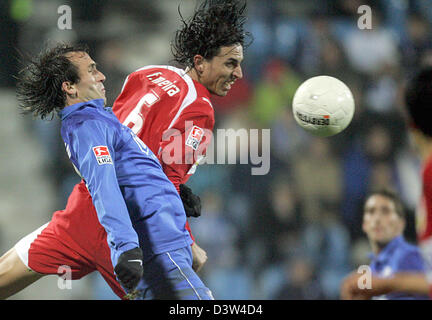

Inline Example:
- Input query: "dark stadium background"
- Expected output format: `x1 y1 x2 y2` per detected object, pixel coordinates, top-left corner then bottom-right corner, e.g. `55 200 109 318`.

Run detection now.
0 0 430 299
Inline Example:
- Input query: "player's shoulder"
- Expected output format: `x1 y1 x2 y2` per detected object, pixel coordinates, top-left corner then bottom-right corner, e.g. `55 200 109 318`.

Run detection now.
186 96 214 113
122 64 198 94
64 110 115 134
127 65 188 82
396 239 423 260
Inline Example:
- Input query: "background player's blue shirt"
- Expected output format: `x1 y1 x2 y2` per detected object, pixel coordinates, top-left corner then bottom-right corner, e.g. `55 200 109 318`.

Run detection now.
370 235 428 300
59 99 192 267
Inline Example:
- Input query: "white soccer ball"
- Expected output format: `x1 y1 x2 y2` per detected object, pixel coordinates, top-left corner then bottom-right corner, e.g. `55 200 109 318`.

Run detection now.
292 75 355 137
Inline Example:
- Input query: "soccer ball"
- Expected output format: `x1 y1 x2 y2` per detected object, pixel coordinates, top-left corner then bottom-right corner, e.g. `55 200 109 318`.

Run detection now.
292 75 355 137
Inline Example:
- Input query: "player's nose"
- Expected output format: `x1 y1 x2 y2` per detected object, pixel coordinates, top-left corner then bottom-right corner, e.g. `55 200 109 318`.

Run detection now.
233 65 243 80
97 70 106 82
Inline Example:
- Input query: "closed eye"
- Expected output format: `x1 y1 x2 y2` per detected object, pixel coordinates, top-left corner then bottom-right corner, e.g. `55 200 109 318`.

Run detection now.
225 59 239 69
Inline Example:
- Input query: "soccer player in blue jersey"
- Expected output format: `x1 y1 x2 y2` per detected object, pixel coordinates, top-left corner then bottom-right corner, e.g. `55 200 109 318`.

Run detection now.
9 43 213 300
360 188 428 299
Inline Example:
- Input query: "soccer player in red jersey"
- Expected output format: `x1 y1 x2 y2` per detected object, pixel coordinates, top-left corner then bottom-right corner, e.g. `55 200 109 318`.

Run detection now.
340 68 432 299
0 0 249 299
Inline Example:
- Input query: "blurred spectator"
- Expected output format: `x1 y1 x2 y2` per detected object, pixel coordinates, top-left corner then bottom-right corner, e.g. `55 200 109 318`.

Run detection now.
270 106 311 168
250 58 302 128
271 255 326 300
291 137 343 221
187 189 241 284
342 11 399 76
341 117 404 238
301 201 351 298
96 39 128 106
364 65 401 114
0 1 20 87
253 176 304 266
401 14 432 72
205 247 254 299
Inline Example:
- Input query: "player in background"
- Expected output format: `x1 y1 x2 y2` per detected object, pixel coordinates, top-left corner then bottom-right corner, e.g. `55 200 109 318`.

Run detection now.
358 188 427 299
340 68 432 299
0 0 248 299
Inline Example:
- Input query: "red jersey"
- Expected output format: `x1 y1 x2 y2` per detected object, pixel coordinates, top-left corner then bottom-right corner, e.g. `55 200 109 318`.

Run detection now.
417 155 432 243
113 65 215 192
417 154 432 282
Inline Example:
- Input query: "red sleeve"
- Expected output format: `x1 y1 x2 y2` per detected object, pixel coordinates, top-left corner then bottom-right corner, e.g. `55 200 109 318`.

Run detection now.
419 157 432 243
158 100 214 242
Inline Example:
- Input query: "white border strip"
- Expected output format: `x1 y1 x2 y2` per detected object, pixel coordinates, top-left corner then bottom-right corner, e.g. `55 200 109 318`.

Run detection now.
14 222 49 268
166 252 202 300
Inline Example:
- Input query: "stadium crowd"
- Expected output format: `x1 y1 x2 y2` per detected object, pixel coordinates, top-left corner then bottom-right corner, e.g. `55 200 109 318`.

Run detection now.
1 0 432 299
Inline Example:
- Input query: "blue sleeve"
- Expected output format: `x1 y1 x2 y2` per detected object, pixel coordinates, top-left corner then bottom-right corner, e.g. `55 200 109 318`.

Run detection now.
65 119 139 264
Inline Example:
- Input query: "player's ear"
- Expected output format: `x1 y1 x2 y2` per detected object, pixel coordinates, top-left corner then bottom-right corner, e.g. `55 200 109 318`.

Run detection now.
193 55 205 75
62 81 77 97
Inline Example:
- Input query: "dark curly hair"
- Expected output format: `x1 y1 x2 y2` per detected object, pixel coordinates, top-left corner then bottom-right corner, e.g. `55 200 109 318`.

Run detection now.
171 0 251 68
405 67 432 137
364 187 405 219
16 43 89 120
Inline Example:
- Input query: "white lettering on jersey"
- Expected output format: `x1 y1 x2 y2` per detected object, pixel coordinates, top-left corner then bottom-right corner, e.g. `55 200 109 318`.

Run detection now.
146 72 180 97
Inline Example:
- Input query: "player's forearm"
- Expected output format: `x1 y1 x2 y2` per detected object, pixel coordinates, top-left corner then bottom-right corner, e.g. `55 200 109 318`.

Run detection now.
370 273 430 296
383 273 430 295
86 180 140 250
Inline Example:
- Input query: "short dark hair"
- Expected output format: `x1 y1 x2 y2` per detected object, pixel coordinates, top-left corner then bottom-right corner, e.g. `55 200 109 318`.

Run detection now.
364 188 405 219
405 67 432 137
171 0 251 68
16 43 89 119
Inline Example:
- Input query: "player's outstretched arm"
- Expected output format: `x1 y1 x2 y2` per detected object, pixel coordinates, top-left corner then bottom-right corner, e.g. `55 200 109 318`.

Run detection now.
340 271 430 299
382 273 430 295
0 248 44 299
65 120 140 250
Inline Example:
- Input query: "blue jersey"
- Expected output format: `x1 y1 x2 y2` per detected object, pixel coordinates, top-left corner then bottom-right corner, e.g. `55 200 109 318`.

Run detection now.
370 236 429 300
59 99 192 266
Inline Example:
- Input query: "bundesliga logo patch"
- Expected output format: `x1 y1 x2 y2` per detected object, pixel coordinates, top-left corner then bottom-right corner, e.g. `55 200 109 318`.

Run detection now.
93 146 113 165
186 126 204 150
